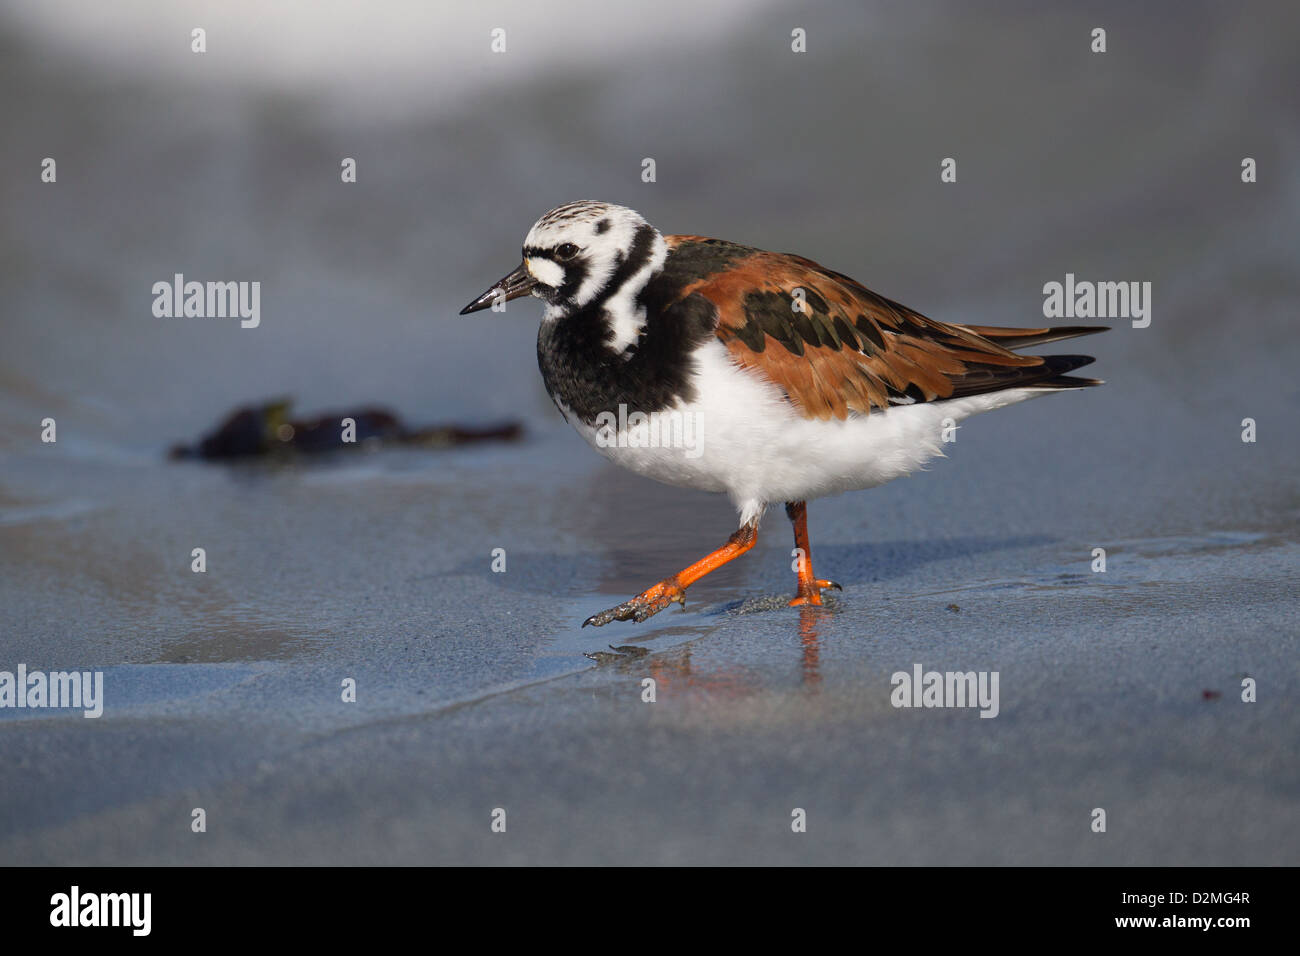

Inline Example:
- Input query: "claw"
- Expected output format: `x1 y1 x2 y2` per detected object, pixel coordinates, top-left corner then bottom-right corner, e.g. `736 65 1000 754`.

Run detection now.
789 579 841 607
583 580 686 627
582 602 634 628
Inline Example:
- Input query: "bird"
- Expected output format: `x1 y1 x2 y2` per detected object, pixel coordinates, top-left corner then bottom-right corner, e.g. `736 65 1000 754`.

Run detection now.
461 200 1106 627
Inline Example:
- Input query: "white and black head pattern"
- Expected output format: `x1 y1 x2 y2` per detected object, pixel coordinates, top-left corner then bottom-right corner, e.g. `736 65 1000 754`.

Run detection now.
522 201 668 350
463 199 714 426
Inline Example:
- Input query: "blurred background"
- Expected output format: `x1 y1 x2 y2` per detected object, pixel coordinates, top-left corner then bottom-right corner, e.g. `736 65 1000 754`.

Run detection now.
1 1 1297 865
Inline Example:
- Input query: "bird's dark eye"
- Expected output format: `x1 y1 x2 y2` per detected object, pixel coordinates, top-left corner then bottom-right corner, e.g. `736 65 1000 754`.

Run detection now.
555 243 579 260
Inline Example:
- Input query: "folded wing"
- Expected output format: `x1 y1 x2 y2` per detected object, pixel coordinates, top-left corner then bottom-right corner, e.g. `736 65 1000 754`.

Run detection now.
663 236 1105 420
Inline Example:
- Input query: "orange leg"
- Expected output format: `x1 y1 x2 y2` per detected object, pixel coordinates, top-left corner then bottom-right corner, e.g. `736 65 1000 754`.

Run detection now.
583 521 758 627
786 501 841 606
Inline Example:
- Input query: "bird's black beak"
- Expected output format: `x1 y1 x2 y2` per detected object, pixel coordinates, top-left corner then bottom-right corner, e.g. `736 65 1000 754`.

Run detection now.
459 262 537 315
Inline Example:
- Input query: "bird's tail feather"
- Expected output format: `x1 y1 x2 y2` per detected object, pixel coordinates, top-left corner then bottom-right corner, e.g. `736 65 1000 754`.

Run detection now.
962 324 1109 350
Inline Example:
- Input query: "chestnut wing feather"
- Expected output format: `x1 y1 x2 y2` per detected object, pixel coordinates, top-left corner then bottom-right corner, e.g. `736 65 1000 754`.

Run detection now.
663 236 1067 421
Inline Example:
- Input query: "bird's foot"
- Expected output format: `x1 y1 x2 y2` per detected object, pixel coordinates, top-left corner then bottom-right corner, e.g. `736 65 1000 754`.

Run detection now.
788 579 841 607
583 579 687 627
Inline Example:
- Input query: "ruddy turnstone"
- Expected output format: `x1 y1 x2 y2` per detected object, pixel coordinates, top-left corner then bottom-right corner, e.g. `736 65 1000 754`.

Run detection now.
461 201 1106 627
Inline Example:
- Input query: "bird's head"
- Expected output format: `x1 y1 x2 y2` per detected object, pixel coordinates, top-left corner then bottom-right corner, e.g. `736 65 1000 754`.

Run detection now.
460 201 666 320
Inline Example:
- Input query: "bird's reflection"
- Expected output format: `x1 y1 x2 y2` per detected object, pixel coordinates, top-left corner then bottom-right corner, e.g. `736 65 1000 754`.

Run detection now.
797 606 823 687
594 603 831 692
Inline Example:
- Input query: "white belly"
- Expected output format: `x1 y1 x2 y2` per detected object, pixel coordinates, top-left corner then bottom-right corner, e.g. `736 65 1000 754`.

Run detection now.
568 339 1049 524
